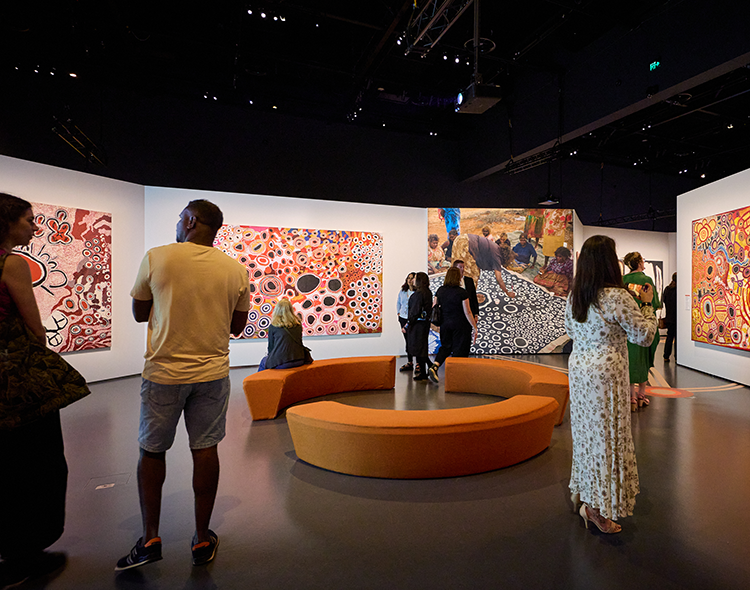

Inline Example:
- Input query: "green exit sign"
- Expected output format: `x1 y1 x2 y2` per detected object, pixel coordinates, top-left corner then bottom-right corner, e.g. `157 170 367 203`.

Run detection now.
650 61 661 71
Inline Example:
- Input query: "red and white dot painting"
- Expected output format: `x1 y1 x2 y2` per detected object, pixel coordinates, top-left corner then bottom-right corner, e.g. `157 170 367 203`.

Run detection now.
214 225 383 339
13 202 112 352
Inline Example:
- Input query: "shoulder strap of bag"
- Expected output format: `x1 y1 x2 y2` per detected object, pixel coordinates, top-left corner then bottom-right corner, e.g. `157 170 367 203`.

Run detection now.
283 325 308 349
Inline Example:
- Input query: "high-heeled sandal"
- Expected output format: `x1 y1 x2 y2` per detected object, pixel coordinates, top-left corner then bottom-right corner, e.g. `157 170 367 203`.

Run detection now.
631 397 638 412
570 492 581 514
579 503 622 534
637 395 650 408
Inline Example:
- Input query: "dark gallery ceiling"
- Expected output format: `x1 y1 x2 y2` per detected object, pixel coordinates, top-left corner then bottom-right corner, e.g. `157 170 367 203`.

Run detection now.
1 1 750 227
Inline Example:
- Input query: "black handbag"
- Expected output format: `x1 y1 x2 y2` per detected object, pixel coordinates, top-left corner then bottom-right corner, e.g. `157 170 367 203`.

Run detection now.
1 256 91 430
430 301 443 326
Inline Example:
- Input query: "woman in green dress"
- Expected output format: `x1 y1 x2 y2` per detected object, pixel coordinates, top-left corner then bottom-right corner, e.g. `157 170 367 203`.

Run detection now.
623 252 661 411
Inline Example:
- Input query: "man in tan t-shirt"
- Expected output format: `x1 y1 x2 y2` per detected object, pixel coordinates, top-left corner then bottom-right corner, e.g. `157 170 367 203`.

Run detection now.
116 200 249 571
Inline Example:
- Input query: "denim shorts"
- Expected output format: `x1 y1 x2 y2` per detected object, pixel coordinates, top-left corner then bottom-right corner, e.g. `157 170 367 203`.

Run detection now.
138 376 230 453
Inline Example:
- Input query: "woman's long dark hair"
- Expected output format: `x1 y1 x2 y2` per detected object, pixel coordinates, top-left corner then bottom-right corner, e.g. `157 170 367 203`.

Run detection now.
570 235 625 322
401 272 415 292
0 193 32 244
414 271 430 292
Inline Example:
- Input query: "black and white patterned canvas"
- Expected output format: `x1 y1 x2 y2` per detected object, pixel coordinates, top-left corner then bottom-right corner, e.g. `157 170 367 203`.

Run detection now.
429 269 570 355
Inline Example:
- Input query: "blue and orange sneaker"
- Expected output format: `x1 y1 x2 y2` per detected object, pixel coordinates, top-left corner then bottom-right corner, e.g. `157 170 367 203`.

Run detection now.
115 537 162 571
191 530 219 566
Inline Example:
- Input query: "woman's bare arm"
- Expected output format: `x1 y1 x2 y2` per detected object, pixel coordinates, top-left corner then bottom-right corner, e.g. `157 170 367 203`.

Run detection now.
2 254 46 342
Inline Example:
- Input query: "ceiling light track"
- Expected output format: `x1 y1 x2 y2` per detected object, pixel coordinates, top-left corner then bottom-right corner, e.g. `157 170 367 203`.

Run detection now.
596 208 676 228
51 115 106 166
404 0 474 57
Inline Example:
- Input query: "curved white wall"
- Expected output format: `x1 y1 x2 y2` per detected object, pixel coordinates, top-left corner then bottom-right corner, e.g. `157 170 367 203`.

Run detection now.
0 155 146 382
16 151 737 387
0 156 427 383
144 187 426 369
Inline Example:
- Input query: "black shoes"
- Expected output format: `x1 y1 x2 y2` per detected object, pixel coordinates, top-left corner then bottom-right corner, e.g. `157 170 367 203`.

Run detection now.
191 530 219 566
427 364 440 383
115 531 218 571
399 362 414 372
115 537 162 571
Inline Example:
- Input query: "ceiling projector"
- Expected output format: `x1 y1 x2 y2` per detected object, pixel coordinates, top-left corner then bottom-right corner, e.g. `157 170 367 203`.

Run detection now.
455 82 503 114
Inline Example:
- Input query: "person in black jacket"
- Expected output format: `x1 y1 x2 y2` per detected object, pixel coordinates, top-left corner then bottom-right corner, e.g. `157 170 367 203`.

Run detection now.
428 267 478 383
258 298 312 371
662 273 677 361
407 272 433 381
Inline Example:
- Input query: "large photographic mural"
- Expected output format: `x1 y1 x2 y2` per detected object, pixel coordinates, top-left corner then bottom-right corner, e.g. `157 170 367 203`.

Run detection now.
692 205 750 351
428 208 574 355
214 225 383 338
13 202 112 352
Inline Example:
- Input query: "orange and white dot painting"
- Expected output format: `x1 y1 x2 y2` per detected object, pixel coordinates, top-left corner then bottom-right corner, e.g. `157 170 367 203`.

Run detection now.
214 226 383 338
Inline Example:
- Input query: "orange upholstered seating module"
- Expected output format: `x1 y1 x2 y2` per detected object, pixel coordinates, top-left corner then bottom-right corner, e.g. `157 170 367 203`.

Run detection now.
444 357 569 425
286 395 559 479
242 356 396 420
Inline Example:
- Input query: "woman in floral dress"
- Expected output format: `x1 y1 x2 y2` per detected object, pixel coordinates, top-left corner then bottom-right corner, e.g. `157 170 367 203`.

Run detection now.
565 236 657 533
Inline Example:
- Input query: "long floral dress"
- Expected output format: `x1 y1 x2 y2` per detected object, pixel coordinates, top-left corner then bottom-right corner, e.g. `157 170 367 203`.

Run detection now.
565 288 657 519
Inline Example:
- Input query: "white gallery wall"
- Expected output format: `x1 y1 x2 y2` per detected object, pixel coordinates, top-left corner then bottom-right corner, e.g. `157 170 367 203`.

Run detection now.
581 225 676 290
0 155 147 382
677 169 750 386
13 151 740 387
144 186 427 369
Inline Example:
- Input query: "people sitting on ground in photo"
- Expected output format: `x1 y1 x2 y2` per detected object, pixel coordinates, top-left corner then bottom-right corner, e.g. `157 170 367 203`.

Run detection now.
495 231 511 248
441 229 458 262
258 298 313 371
481 226 494 242
534 246 574 297
512 233 538 270
495 233 524 273
427 233 447 274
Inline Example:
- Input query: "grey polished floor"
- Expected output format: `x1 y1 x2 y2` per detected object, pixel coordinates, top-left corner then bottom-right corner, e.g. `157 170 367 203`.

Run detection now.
26 341 750 590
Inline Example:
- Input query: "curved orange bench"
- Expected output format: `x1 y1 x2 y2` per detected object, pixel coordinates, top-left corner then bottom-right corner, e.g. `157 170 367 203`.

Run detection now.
286 395 559 478
242 356 396 420
444 357 569 425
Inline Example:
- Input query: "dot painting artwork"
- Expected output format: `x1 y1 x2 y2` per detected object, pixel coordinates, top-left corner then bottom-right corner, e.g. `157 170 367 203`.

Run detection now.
692 205 750 351
12 202 112 352
429 270 569 355
214 225 383 338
